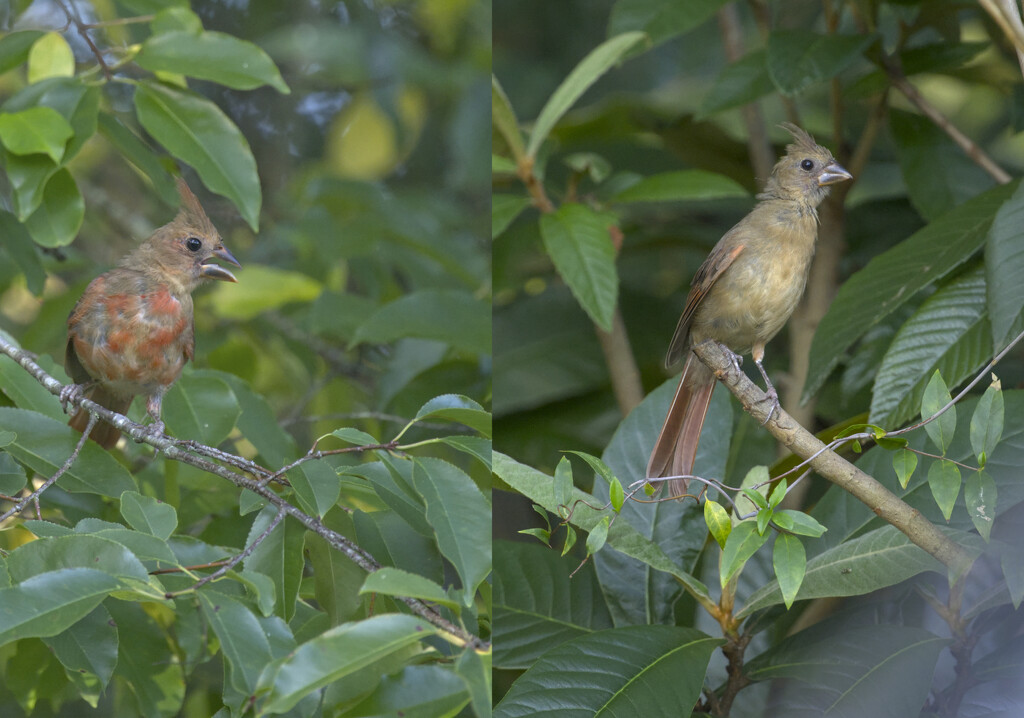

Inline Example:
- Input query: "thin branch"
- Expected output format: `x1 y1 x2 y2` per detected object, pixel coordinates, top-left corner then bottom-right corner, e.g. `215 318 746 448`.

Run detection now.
596 308 644 413
979 0 1024 60
54 0 112 81
0 335 482 648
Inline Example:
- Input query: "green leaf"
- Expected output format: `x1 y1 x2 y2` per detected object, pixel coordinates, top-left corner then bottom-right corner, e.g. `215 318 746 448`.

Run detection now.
539 203 618 332
455 649 490 718
42 604 117 694
0 31 45 75
921 370 956 454
526 31 647 158
24 168 83 248
698 50 774 118
4 152 56 220
970 380 1004 467
747 624 948 715
243 509 305 621
330 427 378 446
767 30 874 95
150 6 203 35
773 533 806 609
553 456 574 509
106 601 185 717
97 112 178 207
869 265 989 428
964 470 997 542
345 665 469 717
2 76 99 162
137 31 289 93
563 152 612 183
133 80 261 230
0 355 64 419
198 589 274 694
986 179 1024 350
492 153 517 174
119 491 177 541
586 515 610 555
768 478 787 510
436 436 491 470
609 477 624 512
6 534 156 597
493 540 613 668
0 210 46 295
720 521 769 587
612 169 747 204
494 626 722 715
350 289 490 356
0 408 137 496
163 374 240 446
893 449 918 489
492 194 531 239
411 458 490 607
0 107 72 162
805 180 1019 403
608 0 728 49
927 459 961 521
360 567 460 611
255 615 436 714
738 525 945 617
204 264 322 320
704 500 731 549
0 569 120 647
0 452 27 496
890 109 994 222
413 394 491 437
27 32 73 84
492 451 713 606
491 75 524 161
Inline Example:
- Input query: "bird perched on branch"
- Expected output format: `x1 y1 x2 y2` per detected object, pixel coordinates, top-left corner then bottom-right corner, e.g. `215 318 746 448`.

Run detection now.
64 178 241 448
647 123 851 498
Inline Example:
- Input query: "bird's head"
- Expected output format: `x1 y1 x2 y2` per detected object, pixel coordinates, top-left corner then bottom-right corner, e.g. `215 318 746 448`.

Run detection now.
130 178 241 293
761 122 852 206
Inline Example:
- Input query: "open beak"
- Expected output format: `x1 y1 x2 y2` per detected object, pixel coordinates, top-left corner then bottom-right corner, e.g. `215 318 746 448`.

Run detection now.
200 244 241 283
818 161 853 187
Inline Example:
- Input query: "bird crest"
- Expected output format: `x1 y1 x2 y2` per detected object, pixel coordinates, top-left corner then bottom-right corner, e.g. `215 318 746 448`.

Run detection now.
779 122 819 157
174 177 218 239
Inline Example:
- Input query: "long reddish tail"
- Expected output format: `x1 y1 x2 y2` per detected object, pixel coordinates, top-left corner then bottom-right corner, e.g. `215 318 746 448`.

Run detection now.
646 353 716 498
69 386 131 449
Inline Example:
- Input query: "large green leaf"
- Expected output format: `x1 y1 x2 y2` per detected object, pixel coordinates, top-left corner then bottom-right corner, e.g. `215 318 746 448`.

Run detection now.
120 491 178 541
539 204 618 332
24 168 83 248
804 180 1018 403
608 0 729 49
494 626 722 717
492 540 613 669
2 76 99 161
199 589 275 694
698 50 774 117
243 509 305 622
869 265 990 428
350 289 490 355
6 534 156 598
767 30 874 96
411 458 491 607
985 179 1024 350
0 106 72 162
0 355 65 419
137 31 289 93
737 525 944 617
492 452 713 606
134 80 261 230
255 614 436 714
0 408 137 497
0 569 120 647
360 567 460 611
747 623 947 716
344 665 469 717
41 603 117 695
611 170 747 204
162 374 241 446
97 112 178 207
526 32 646 158
106 600 185 717
0 31 45 74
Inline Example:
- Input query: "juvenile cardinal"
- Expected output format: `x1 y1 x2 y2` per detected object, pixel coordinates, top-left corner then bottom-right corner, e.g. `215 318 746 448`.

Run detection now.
64 178 240 448
647 123 851 497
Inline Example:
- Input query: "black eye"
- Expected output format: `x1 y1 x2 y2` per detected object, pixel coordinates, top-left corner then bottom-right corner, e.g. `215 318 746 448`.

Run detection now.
185 237 202 252
800 159 815 171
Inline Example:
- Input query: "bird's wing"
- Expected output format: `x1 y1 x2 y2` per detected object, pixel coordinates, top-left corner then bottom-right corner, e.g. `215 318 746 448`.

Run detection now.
665 241 745 366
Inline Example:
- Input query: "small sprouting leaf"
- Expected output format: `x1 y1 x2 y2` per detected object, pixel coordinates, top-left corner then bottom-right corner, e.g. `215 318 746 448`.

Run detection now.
553 457 574 509
893 449 918 489
773 510 827 538
720 521 769 588
704 500 731 549
876 436 909 450
561 525 577 556
970 379 1003 468
768 479 787 510
609 478 625 512
586 516 610 555
921 371 956 454
964 470 997 542
491 75 524 161
927 459 961 521
773 533 806 609
519 528 550 546
756 508 772 537
742 488 768 511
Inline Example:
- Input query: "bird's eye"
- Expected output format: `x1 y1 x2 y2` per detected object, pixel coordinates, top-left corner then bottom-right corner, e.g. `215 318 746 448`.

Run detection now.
800 159 815 171
185 237 202 252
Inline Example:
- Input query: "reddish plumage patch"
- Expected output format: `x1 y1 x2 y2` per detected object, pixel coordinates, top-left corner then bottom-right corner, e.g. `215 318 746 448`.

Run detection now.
149 289 181 316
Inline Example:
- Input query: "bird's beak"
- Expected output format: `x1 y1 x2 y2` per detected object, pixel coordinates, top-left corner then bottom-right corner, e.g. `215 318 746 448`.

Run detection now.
818 161 853 187
200 245 241 283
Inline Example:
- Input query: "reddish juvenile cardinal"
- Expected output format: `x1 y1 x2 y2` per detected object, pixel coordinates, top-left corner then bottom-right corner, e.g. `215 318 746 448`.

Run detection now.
647 123 851 497
64 178 240 448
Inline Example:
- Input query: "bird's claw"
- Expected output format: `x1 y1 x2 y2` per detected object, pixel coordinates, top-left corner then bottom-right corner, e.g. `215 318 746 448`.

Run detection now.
756 389 780 425
59 384 85 414
135 420 166 443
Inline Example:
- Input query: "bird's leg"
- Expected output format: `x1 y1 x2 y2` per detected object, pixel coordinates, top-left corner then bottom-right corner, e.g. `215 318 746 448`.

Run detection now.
720 344 744 373
751 343 780 424
143 392 166 439
59 380 94 413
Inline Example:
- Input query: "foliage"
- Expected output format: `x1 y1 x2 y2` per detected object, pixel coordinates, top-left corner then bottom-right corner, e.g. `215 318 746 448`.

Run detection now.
0 1 490 716
493 0 1024 715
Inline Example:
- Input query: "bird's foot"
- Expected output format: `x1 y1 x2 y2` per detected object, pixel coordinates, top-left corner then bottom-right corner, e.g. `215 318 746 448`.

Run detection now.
59 383 88 414
722 345 744 373
753 358 780 425
136 420 166 443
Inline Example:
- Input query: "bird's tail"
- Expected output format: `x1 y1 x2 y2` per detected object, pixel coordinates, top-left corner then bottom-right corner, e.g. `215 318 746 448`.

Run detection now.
646 353 716 499
69 387 131 449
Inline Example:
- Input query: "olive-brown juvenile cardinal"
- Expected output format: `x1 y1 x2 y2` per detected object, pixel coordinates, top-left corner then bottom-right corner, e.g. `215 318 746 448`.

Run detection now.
647 123 851 497
64 178 241 448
